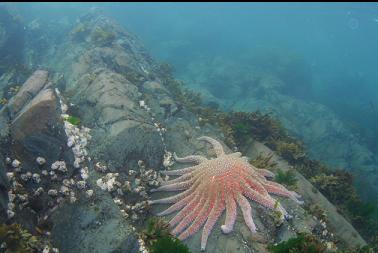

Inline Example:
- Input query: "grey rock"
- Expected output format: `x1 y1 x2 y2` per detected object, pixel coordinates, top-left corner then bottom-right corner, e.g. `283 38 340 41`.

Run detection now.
7 70 49 118
51 190 139 253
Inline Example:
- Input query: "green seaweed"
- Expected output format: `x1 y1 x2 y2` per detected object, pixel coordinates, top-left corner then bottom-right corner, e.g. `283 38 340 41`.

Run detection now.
274 169 298 190
250 153 276 170
0 223 43 253
66 115 81 126
275 141 305 163
141 217 192 253
268 233 325 253
150 236 191 253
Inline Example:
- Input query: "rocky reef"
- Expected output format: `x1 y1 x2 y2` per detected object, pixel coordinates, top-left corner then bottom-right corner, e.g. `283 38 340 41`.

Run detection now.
0 7 373 253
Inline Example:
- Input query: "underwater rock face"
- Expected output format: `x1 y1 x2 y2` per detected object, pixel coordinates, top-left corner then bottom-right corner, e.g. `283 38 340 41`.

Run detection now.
0 10 368 253
50 182 139 253
0 70 69 164
44 14 165 169
0 70 140 252
7 70 49 118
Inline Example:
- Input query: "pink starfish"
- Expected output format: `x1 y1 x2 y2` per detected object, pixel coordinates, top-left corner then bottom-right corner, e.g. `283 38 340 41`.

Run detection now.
150 136 303 250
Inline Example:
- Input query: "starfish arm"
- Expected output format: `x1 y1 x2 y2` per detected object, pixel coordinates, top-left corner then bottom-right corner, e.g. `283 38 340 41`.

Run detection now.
169 191 203 227
160 166 197 176
149 194 182 205
154 193 195 215
262 181 303 204
229 152 242 158
256 168 275 178
160 173 192 186
198 136 225 157
236 193 257 233
171 193 208 236
242 184 276 210
241 156 250 162
174 152 208 164
150 181 191 192
161 166 208 187
177 191 214 241
241 173 270 196
201 190 225 251
150 178 201 205
221 193 237 234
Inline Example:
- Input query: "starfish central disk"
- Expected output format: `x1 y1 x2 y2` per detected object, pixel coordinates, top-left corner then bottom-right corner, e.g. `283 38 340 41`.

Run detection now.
150 136 303 250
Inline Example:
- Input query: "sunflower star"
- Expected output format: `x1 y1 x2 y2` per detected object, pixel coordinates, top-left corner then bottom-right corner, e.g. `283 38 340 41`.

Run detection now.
150 136 303 250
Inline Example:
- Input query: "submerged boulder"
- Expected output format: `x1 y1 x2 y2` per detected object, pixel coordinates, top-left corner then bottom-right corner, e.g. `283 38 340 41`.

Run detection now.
0 70 140 253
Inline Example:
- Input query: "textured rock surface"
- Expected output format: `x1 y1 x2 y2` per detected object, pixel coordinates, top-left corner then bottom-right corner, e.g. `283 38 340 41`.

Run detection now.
0 69 139 253
245 141 366 248
51 163 139 253
7 70 49 118
0 70 68 165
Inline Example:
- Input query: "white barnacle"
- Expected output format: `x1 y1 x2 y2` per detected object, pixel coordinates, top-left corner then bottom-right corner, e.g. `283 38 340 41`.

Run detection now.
128 170 136 176
11 159 21 168
67 136 75 148
163 151 174 168
113 198 123 206
80 167 89 180
34 187 44 196
85 189 94 198
7 210 15 219
36 157 46 165
8 191 16 202
60 186 70 196
20 173 31 182
76 180 86 189
42 245 50 253
62 179 71 187
73 157 81 169
6 172 15 181
51 161 67 173
48 189 58 197
32 173 41 183
5 157 11 164
8 202 15 210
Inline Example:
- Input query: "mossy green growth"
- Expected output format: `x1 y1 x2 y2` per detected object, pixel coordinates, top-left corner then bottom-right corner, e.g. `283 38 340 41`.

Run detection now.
141 217 191 253
91 27 116 46
250 153 276 170
275 169 298 190
71 22 89 41
276 141 305 163
0 223 42 253
66 115 81 126
268 233 325 253
150 236 191 253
